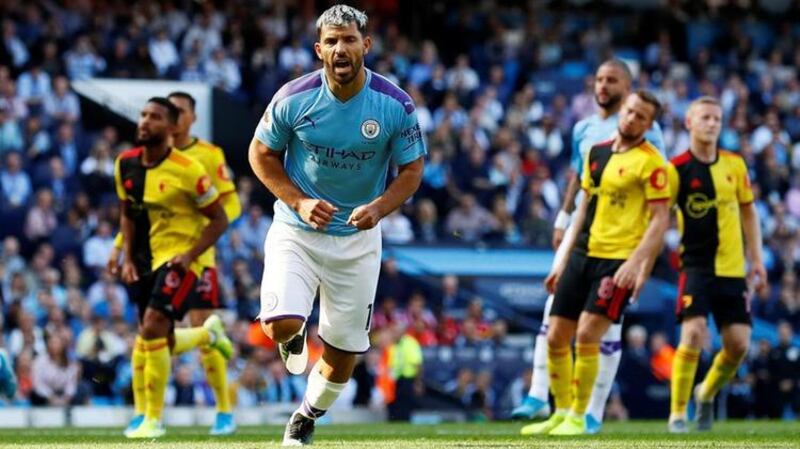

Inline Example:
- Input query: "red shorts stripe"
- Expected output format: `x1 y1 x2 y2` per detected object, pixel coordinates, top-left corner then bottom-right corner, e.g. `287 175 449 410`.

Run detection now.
675 272 687 316
171 270 197 311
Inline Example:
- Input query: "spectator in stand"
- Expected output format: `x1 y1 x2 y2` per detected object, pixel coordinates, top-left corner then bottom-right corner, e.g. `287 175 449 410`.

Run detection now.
64 36 106 80
43 76 80 125
232 361 266 407
2 20 28 68
31 334 82 406
235 204 271 259
771 322 800 416
381 209 414 244
24 188 57 243
16 63 50 114
413 199 440 243
204 47 241 93
1 152 31 210
181 13 221 61
445 194 499 242
52 123 78 177
149 28 179 77
82 220 115 272
0 104 23 154
278 37 313 73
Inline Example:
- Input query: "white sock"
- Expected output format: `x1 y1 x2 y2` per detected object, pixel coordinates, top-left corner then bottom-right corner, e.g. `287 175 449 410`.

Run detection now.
586 323 623 421
527 294 553 401
299 363 346 420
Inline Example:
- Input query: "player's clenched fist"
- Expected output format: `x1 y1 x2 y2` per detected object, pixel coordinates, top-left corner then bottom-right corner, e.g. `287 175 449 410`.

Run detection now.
297 198 338 230
120 260 139 284
347 204 383 230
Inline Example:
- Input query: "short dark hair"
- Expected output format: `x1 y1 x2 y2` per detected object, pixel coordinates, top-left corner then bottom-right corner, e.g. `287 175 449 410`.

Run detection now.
147 97 179 124
599 58 633 83
168 91 196 111
633 89 662 121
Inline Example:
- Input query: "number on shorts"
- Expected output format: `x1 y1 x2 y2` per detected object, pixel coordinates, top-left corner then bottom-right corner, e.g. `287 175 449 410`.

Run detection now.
598 276 615 300
365 303 373 331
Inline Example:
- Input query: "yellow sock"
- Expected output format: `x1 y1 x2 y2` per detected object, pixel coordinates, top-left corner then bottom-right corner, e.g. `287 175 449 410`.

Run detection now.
143 338 171 421
698 348 744 402
132 336 146 415
670 344 700 417
547 345 573 411
572 342 600 415
172 327 211 355
201 347 231 413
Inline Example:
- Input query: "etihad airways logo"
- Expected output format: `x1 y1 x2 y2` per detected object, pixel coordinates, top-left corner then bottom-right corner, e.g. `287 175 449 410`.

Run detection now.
301 140 377 171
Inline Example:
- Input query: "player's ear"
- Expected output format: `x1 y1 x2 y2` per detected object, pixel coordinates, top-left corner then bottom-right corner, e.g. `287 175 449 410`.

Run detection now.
363 35 372 55
684 108 692 132
314 42 323 61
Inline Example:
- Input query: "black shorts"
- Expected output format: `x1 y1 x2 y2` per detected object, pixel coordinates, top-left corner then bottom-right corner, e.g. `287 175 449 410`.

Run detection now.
550 252 631 323
676 272 752 328
130 263 199 322
184 267 222 311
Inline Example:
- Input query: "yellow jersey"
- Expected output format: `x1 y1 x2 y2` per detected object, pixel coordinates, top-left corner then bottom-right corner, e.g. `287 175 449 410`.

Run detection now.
578 139 670 259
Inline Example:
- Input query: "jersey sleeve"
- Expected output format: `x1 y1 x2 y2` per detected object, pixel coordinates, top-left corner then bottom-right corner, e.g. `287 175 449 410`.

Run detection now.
208 146 236 195
667 163 680 207
254 98 292 151
186 163 220 210
736 156 754 204
641 153 670 201
114 156 127 201
389 107 427 166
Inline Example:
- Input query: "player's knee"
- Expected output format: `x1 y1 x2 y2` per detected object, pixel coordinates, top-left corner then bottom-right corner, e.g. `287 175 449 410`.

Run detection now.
724 338 749 360
575 327 599 344
547 329 569 348
187 309 211 327
140 309 171 339
681 318 706 347
261 318 303 343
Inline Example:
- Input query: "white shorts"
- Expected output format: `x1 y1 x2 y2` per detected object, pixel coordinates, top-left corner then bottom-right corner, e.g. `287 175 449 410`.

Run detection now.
258 220 382 353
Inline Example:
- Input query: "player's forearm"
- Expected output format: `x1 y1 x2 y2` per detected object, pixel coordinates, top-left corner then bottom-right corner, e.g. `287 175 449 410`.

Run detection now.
248 138 309 211
187 205 228 262
557 191 589 261
741 203 764 264
120 203 135 263
629 201 670 269
370 158 424 218
560 171 580 214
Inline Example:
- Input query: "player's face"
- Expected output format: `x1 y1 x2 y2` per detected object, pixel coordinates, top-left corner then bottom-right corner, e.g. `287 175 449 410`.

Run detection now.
617 94 655 141
315 22 371 85
594 64 630 111
686 103 722 145
136 102 173 147
168 96 195 136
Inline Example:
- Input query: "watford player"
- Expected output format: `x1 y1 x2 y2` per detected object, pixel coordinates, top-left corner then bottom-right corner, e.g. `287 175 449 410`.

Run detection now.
667 97 766 433
166 91 242 435
114 98 231 438
526 91 670 436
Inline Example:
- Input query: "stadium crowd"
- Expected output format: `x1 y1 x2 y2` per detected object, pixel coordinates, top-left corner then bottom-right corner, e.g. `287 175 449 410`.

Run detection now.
0 0 799 421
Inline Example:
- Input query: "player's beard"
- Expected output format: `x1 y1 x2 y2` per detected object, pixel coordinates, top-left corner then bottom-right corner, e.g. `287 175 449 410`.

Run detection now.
329 55 362 85
617 127 644 142
597 92 623 111
135 131 168 148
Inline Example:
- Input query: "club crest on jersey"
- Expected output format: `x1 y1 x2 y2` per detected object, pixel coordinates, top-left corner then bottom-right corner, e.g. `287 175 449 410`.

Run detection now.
361 119 380 139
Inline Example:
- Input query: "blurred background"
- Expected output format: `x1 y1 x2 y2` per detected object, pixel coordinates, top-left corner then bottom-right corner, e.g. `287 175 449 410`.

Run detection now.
0 0 799 424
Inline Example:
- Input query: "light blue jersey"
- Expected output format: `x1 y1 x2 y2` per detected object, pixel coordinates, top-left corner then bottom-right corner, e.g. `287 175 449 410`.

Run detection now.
570 113 665 176
255 69 427 236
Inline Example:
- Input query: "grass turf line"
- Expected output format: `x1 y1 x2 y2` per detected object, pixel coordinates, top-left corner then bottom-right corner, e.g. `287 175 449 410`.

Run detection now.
0 421 796 448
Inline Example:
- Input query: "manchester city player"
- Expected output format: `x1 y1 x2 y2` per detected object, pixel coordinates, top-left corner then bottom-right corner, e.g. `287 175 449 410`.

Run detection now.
517 59 665 434
248 5 425 446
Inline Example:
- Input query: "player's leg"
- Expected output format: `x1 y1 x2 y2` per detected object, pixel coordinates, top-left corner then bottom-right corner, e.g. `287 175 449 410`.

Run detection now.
185 306 236 435
584 320 622 433
521 252 587 435
129 265 197 438
549 311 611 436
511 295 553 419
668 315 706 431
514 227 576 419
283 226 381 445
551 263 630 436
258 222 319 375
125 277 152 437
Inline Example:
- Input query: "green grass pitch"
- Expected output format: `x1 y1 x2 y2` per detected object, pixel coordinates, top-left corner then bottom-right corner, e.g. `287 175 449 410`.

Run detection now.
0 421 797 448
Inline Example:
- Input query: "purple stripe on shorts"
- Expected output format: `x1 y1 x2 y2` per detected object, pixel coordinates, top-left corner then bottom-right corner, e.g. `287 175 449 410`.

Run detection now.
258 314 306 325
318 335 369 354
600 340 622 355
